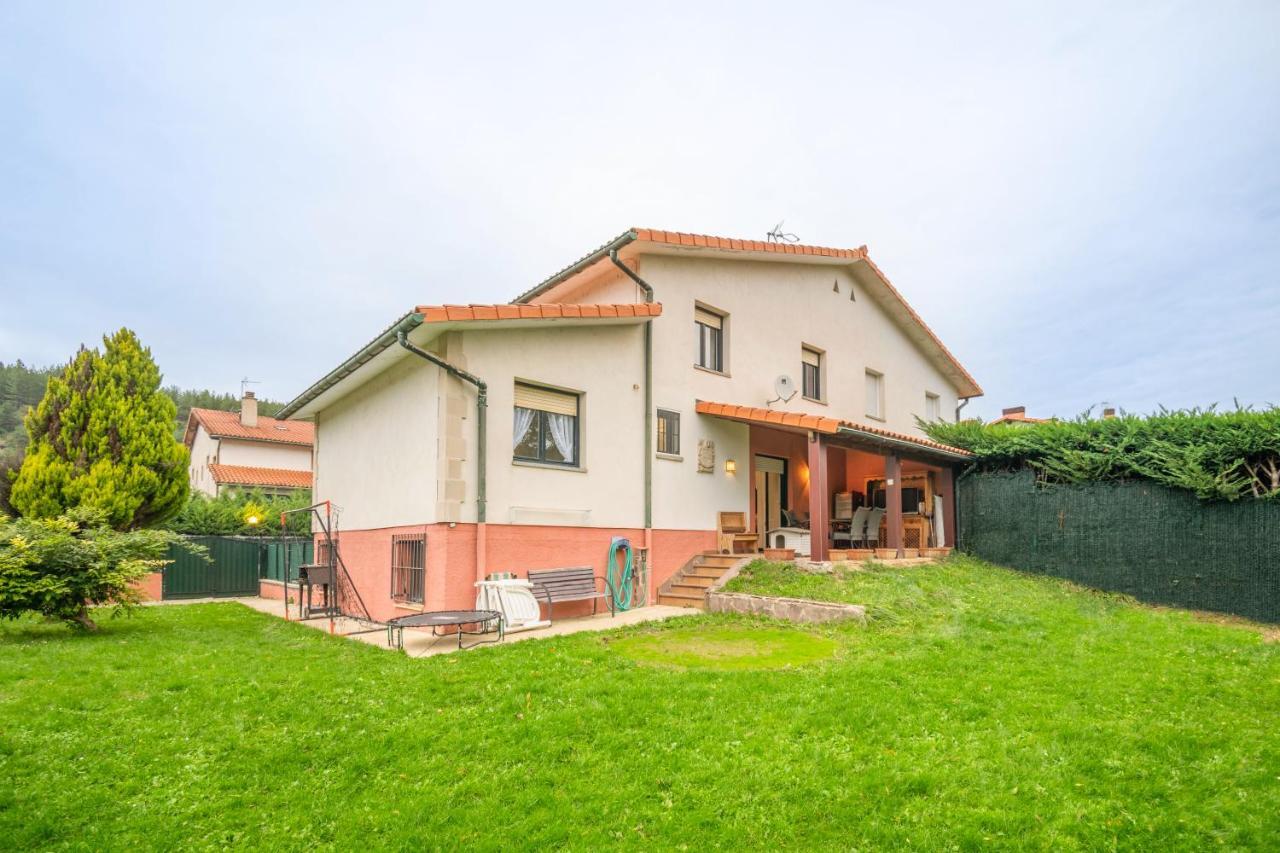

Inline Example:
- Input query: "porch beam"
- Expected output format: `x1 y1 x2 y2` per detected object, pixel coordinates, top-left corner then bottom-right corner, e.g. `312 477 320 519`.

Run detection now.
885 452 904 557
807 431 829 562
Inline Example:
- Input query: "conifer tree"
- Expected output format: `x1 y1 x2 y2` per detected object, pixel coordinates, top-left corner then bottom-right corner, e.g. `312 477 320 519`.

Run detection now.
10 329 189 529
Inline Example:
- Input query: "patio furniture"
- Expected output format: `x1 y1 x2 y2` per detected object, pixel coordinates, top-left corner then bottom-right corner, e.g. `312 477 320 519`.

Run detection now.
861 508 886 547
834 506 870 549
475 575 551 633
716 511 759 555
527 567 616 625
385 609 504 651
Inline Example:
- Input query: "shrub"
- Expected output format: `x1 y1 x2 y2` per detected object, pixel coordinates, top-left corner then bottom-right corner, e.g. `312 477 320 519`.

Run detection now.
923 406 1280 502
0 508 192 630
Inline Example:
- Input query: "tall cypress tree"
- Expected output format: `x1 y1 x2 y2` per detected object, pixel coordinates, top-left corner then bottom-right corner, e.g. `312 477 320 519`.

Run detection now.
10 329 189 529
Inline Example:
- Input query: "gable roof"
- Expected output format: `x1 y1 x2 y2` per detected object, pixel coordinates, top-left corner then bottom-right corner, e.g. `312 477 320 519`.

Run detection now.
185 408 315 448
208 463 312 489
695 400 971 460
513 227 983 399
278 302 663 419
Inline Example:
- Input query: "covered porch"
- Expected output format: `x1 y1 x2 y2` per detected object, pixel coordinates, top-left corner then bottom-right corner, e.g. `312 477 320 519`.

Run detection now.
697 401 972 561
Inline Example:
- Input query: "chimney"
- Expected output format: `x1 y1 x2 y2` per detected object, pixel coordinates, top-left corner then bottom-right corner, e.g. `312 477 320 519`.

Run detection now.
240 391 258 428
1102 407 1116 419
1001 406 1026 419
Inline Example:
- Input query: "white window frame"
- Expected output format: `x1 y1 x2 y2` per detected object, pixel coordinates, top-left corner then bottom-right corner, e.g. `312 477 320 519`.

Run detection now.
865 369 885 421
924 392 941 422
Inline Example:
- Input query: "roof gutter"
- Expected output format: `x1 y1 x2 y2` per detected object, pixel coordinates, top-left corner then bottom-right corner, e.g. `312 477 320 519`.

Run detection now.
512 229 639 304
278 312 425 419
609 249 654 531
396 332 488 524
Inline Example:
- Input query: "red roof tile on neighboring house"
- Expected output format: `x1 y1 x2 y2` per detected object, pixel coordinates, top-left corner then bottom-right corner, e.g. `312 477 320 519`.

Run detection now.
185 409 315 448
208 464 312 489
695 400 971 457
415 302 663 323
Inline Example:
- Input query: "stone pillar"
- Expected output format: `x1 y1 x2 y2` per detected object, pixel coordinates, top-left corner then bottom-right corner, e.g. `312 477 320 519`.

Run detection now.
885 452 903 557
807 432 829 561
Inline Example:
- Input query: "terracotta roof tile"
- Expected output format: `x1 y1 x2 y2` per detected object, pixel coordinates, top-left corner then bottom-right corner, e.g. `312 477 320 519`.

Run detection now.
694 400 970 457
208 463 312 489
413 302 662 323
186 409 314 447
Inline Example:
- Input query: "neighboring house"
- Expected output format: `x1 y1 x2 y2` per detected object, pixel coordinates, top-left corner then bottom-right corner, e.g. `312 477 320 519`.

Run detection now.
184 392 314 497
989 405 1050 425
278 227 982 619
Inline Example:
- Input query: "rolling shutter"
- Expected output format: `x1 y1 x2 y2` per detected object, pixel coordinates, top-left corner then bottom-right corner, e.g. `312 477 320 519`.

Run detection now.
694 307 723 329
802 348 821 367
514 384 578 416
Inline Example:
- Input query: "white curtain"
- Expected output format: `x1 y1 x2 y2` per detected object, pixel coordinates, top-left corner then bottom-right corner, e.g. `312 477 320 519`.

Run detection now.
512 407 536 451
546 413 575 462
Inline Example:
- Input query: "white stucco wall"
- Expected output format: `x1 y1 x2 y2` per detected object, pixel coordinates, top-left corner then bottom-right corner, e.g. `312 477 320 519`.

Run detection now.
312 356 439 531
448 323 647 528
217 438 313 471
187 426 220 496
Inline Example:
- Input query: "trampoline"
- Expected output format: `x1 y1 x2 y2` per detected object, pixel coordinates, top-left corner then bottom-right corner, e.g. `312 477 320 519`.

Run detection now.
386 609 504 651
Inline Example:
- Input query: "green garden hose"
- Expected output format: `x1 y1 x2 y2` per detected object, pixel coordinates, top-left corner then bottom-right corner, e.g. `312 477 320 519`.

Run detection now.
608 537 636 611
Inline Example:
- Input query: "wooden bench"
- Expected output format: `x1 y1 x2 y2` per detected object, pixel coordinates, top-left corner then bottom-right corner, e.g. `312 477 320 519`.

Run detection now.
527 567 616 624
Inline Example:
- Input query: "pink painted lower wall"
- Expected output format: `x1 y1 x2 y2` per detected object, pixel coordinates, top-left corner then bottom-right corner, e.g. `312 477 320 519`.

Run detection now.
323 523 716 622
131 571 163 602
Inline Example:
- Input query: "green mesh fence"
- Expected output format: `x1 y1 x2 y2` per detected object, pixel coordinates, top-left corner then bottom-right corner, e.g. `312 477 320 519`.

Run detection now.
957 470 1280 623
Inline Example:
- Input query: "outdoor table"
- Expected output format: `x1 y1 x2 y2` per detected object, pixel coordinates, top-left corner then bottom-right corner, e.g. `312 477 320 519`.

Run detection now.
385 609 504 651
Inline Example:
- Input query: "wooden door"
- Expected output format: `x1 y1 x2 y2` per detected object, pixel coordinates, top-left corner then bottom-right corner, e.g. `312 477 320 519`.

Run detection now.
753 455 787 547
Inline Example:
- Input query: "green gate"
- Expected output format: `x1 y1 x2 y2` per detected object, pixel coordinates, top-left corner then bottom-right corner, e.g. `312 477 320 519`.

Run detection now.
163 537 256 599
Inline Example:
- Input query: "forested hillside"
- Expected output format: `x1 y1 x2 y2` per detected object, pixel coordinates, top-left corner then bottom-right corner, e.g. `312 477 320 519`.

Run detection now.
0 360 285 457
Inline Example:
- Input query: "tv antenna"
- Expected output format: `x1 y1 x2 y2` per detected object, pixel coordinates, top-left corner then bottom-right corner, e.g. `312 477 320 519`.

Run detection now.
240 377 261 396
766 374 798 407
767 221 799 243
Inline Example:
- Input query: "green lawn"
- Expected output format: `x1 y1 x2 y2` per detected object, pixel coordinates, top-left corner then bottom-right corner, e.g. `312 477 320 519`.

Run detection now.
2 556 1277 850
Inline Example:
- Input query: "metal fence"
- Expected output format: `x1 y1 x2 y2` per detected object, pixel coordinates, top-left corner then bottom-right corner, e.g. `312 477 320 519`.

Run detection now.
957 470 1280 623
163 536 313 599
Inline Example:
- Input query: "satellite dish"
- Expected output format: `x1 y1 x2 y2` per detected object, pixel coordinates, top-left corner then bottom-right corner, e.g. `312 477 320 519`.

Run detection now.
772 374 797 404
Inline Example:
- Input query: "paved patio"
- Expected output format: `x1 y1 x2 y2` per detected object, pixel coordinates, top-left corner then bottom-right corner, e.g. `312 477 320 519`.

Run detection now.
233 596 695 657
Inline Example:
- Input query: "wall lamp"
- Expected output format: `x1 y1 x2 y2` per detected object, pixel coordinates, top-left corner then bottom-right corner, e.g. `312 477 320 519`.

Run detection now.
725 458 737 475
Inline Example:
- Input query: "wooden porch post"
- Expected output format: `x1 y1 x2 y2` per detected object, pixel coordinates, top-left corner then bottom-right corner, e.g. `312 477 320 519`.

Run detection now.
807 432 829 561
885 452 904 558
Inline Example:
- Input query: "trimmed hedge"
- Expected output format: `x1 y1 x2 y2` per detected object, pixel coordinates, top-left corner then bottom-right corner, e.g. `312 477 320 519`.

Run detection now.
926 407 1280 502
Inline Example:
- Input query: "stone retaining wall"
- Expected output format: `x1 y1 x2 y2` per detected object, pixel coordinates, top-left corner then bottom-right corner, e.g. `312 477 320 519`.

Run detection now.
706 591 866 624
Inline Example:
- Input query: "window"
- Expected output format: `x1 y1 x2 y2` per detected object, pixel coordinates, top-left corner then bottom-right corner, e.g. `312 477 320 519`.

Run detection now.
657 409 680 455
695 306 725 372
513 383 579 466
390 533 426 604
925 392 941 422
865 370 884 419
802 346 823 401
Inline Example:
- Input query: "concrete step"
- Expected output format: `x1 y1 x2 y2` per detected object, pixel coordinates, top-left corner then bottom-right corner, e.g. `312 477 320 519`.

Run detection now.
699 553 744 566
689 565 730 577
658 593 705 609
660 589 711 607
678 574 716 588
668 582 709 598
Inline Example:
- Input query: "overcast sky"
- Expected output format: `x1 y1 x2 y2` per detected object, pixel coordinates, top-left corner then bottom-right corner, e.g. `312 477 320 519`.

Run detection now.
2 1 1277 419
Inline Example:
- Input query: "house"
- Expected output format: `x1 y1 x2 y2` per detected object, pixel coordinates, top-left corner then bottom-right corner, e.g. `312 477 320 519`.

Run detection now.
989 405 1050 425
184 392 315 497
277 227 982 619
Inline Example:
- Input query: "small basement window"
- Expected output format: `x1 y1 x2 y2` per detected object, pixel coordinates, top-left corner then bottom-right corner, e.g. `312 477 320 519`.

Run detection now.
513 383 580 466
390 533 426 604
657 409 680 455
